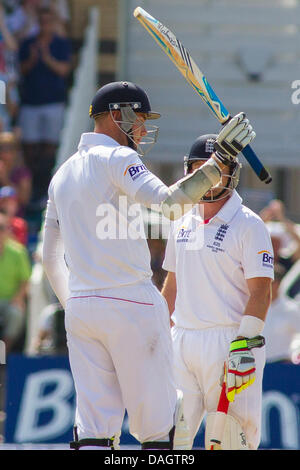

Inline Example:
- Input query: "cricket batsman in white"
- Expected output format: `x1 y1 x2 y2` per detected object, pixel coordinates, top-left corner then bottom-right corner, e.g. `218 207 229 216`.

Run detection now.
42 80 256 450
162 133 274 449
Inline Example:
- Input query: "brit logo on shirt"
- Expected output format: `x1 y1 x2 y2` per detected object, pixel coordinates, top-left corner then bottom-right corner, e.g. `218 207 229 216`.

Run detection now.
124 163 149 181
258 250 274 269
176 227 193 243
214 224 229 242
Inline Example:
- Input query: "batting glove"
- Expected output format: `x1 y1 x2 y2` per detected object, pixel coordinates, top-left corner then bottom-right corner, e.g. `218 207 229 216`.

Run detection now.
214 112 256 166
226 336 265 403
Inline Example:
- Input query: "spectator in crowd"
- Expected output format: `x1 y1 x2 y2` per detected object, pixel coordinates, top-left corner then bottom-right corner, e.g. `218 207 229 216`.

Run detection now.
18 5 72 205
9 0 41 41
263 263 300 363
8 0 70 40
0 185 28 245
0 209 31 353
42 0 70 37
260 199 300 271
32 301 67 355
0 2 20 132
0 131 32 217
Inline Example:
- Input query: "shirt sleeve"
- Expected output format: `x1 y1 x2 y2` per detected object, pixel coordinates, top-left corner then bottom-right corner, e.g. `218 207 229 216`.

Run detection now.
162 222 177 273
241 219 274 280
45 179 58 222
108 146 169 207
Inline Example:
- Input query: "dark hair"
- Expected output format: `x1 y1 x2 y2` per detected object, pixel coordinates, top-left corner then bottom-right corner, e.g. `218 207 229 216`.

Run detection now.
38 7 55 18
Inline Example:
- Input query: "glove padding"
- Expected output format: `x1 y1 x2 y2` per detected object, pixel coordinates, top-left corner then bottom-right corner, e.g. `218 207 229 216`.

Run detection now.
226 336 265 403
214 112 256 166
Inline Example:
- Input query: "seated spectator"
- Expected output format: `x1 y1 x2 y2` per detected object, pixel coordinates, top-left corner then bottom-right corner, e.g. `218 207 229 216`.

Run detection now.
263 263 300 363
0 186 28 245
32 301 67 355
0 131 32 217
18 6 72 206
0 209 32 353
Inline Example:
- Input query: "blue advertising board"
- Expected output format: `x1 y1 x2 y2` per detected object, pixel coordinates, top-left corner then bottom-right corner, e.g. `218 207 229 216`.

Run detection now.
4 355 300 449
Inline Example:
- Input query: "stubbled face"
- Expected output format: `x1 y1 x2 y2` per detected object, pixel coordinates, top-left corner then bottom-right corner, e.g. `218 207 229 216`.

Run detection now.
130 113 148 146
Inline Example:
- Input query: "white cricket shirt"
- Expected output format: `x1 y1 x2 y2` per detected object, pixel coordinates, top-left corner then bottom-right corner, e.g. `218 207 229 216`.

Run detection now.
45 133 169 292
162 191 274 329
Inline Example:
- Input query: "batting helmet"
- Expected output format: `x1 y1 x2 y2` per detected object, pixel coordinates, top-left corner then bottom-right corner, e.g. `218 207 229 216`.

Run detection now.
89 81 160 120
184 134 241 202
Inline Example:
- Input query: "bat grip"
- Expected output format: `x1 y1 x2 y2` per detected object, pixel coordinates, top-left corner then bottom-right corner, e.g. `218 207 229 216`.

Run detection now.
242 145 272 184
221 117 272 184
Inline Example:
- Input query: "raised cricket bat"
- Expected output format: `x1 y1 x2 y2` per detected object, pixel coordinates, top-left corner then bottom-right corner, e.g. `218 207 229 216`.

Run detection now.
209 362 230 450
134 7 272 184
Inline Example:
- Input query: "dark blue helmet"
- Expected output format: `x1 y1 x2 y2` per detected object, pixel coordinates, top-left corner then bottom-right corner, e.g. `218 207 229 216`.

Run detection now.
89 81 160 120
184 134 241 202
184 134 217 175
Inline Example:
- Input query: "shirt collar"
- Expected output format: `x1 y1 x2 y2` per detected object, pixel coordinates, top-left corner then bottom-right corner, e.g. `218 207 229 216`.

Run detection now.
78 132 119 149
213 190 243 223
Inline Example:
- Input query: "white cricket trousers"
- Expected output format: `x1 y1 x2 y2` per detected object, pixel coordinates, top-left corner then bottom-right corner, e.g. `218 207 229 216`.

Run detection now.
171 326 266 449
65 280 177 443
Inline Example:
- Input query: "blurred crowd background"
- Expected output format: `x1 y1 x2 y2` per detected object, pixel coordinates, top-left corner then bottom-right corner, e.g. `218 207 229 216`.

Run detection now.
0 0 300 443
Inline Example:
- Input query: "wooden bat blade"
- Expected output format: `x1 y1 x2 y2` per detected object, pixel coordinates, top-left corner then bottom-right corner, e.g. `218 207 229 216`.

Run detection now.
134 7 229 123
134 7 272 184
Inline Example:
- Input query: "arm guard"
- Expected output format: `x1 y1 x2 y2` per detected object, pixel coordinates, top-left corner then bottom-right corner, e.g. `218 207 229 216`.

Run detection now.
161 158 221 220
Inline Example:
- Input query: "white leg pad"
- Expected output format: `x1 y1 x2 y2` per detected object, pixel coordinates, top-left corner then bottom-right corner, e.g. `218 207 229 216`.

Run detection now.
205 413 248 450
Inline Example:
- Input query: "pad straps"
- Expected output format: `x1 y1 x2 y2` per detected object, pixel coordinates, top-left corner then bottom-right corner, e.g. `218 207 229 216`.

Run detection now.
70 426 115 450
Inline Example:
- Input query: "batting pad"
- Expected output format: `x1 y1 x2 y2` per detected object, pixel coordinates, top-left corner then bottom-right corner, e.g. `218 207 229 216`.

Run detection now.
205 413 248 450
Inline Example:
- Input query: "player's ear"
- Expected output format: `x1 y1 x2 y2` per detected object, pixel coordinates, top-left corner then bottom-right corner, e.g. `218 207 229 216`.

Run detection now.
110 110 121 122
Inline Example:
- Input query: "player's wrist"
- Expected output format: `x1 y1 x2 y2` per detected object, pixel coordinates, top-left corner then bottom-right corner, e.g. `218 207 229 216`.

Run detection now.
237 315 265 339
210 153 227 171
230 336 265 352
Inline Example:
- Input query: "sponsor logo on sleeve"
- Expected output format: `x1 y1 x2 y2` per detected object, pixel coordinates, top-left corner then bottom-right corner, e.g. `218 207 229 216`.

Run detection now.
258 250 274 268
124 163 149 181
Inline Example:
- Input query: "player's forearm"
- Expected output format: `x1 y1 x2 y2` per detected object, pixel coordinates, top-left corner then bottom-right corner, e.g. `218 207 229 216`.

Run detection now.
161 272 177 320
237 280 272 339
243 277 272 320
242 293 271 322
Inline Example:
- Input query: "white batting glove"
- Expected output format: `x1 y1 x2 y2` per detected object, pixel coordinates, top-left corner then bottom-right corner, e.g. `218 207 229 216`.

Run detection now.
226 336 265 403
214 112 256 166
